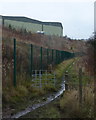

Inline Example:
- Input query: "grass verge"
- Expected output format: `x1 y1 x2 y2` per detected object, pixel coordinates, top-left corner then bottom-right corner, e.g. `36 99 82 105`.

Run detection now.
3 58 76 118
22 57 94 118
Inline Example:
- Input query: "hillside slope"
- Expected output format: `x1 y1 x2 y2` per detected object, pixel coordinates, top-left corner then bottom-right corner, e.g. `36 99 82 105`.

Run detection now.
2 27 87 53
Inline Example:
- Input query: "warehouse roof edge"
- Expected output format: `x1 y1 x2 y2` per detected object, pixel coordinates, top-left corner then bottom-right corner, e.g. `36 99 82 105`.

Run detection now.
1 15 63 28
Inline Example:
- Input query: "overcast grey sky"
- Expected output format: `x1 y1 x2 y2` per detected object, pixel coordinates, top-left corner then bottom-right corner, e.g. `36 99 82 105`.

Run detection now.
0 0 94 39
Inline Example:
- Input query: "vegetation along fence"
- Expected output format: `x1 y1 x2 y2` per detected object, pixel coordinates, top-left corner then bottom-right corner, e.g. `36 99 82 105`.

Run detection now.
3 38 75 87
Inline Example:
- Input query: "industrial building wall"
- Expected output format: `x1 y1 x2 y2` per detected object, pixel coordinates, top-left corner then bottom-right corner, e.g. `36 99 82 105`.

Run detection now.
4 19 42 33
0 17 2 26
43 25 63 36
3 19 63 36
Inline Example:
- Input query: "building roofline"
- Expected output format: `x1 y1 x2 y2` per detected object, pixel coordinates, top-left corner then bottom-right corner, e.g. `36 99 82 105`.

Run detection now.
2 15 63 28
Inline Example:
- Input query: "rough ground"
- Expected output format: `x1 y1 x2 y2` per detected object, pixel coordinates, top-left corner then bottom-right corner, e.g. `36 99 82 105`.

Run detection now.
3 27 87 53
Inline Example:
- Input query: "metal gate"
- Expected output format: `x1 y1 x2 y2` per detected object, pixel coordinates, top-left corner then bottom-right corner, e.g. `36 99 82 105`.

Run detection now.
31 70 56 88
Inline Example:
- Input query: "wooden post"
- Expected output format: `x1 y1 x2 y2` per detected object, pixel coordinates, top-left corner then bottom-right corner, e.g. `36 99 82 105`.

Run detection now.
30 44 33 76
65 71 68 90
79 68 82 106
13 38 16 87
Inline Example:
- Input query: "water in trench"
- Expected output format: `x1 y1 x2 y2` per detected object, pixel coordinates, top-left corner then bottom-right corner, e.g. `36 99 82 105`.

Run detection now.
11 77 65 118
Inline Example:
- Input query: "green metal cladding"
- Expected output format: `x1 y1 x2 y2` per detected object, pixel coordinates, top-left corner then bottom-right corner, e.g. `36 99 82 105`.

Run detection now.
2 16 63 36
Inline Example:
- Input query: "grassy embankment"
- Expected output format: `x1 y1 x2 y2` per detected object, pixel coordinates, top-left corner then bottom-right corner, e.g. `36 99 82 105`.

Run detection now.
23 57 94 118
2 37 75 117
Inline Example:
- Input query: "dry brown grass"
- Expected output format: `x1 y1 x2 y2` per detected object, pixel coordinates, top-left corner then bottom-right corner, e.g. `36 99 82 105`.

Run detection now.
60 88 94 118
2 26 87 52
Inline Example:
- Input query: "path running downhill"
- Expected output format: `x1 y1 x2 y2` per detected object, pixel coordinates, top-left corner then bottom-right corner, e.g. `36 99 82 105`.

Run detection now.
11 76 65 119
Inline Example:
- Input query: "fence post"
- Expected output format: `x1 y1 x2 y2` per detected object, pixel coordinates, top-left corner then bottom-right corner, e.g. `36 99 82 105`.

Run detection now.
58 50 59 63
39 70 42 88
79 68 82 106
56 50 58 64
13 38 16 87
47 48 49 67
62 51 66 61
30 44 33 76
40 47 42 70
59 50 61 63
52 49 54 63
60 51 62 62
65 71 68 90
61 51 63 61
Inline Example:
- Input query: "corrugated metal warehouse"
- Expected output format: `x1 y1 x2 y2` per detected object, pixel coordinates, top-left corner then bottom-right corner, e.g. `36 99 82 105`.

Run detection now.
1 16 63 36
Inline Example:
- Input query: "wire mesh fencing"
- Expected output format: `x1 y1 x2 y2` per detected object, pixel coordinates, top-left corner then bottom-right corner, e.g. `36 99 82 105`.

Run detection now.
64 67 94 117
31 70 56 88
3 38 75 87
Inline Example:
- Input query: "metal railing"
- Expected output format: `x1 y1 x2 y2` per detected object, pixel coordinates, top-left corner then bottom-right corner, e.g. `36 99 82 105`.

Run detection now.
31 70 56 88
